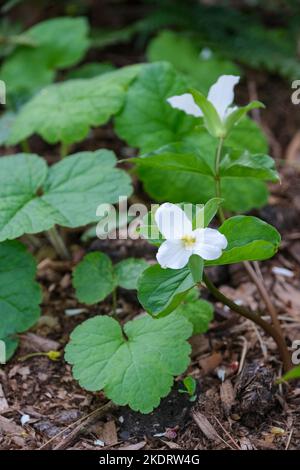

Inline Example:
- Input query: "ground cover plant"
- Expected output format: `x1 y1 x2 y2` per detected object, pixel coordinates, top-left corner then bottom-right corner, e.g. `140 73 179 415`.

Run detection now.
0 0 300 452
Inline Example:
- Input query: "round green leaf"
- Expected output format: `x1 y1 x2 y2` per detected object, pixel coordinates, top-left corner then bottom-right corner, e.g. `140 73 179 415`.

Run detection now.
73 252 115 305
65 313 192 413
114 258 148 290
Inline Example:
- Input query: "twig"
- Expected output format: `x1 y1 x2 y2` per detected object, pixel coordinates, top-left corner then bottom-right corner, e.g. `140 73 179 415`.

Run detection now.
244 260 283 335
39 401 115 450
285 426 294 450
203 273 291 372
237 335 248 375
251 322 268 360
213 415 241 450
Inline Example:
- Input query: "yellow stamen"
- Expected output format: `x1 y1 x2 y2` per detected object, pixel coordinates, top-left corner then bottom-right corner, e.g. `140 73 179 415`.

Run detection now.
181 234 196 247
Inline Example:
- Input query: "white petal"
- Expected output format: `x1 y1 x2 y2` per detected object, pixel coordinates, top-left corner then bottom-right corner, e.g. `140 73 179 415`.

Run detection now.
207 75 240 120
193 243 223 260
167 93 203 117
192 228 227 260
155 203 192 240
195 228 227 249
156 240 191 269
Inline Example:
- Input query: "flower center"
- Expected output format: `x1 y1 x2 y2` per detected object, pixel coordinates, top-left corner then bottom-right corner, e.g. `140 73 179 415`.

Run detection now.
181 234 196 248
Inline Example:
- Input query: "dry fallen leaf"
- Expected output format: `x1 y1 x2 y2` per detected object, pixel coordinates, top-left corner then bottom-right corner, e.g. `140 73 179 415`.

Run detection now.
192 411 221 442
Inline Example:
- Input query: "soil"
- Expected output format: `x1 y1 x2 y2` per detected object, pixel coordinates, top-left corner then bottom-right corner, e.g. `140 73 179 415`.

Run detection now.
0 0 300 452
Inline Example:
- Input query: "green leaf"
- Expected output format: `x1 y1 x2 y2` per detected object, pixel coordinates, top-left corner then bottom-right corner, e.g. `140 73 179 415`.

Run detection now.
174 288 213 335
25 17 90 69
1 17 90 104
65 313 192 413
134 142 214 176
136 141 271 212
137 264 195 317
206 216 281 266
114 258 148 290
66 62 115 80
220 149 279 182
224 101 265 135
0 150 132 241
115 62 198 153
8 65 140 145
0 240 41 339
188 255 203 283
180 376 197 397
1 336 19 362
203 198 224 226
0 111 16 144
73 252 115 305
189 88 224 137
147 30 239 94
278 366 300 383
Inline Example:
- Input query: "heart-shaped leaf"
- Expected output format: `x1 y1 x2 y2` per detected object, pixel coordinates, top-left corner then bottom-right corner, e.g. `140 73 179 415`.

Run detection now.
65 313 192 413
137 264 195 317
0 150 132 241
0 240 41 340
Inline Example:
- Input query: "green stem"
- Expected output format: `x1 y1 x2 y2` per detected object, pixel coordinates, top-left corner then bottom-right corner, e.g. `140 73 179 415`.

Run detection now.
112 288 117 317
47 226 70 260
203 273 291 372
21 139 30 153
214 137 225 222
60 142 70 159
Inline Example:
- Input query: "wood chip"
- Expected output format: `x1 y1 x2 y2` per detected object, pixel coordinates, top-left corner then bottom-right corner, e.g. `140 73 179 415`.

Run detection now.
101 420 118 446
192 411 221 442
0 415 24 435
0 384 9 413
220 379 235 415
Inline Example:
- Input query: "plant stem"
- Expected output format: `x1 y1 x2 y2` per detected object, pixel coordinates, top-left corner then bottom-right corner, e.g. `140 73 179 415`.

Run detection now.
213 136 288 370
21 139 30 153
203 272 291 372
112 288 117 317
214 137 225 222
60 142 70 159
47 226 70 260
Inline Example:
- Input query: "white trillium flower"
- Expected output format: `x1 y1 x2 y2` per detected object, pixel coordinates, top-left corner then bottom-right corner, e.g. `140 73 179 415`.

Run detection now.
167 74 240 122
155 203 227 270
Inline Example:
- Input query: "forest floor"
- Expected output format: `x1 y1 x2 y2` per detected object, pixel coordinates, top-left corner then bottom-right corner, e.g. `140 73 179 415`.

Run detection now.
1 1 300 451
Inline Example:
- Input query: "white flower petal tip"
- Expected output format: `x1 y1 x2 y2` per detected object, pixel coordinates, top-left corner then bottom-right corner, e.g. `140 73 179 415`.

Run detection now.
166 93 203 117
155 203 192 240
207 75 240 120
